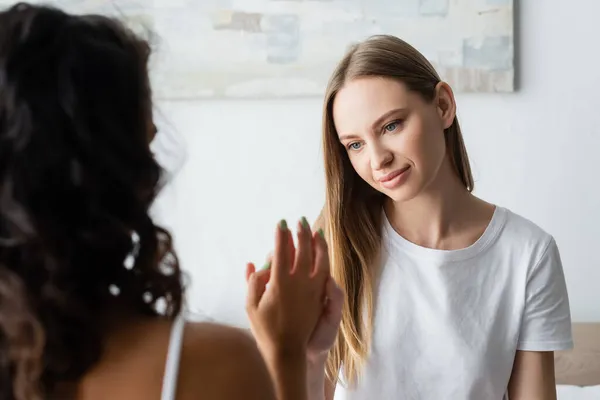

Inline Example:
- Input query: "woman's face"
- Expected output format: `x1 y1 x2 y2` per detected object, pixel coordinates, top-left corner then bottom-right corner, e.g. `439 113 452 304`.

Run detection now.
332 77 456 202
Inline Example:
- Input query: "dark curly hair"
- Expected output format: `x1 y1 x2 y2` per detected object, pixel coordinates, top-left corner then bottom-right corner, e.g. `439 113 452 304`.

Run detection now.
0 3 184 399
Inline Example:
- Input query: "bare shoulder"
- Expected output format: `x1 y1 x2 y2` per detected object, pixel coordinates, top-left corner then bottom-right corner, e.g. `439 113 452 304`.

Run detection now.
177 322 275 400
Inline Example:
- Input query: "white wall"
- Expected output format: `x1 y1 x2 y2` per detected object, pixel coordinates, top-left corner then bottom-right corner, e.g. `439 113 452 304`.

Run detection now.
151 0 600 327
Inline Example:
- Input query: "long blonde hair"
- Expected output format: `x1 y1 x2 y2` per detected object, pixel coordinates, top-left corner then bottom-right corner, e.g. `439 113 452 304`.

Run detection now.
322 35 474 385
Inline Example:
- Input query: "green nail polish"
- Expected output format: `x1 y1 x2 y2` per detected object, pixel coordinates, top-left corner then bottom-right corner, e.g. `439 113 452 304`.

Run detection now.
301 216 309 229
318 228 325 239
279 219 288 230
261 261 271 270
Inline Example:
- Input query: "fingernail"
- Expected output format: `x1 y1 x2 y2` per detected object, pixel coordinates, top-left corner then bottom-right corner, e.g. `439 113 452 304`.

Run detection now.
318 228 325 239
301 216 309 229
279 219 288 230
261 260 271 270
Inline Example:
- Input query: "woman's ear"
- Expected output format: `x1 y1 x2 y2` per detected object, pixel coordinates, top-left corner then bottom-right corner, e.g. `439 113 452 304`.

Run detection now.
434 82 457 130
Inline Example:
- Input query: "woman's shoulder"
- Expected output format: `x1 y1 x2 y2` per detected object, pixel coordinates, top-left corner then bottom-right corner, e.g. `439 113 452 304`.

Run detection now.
490 205 560 267
73 317 274 400
496 206 554 244
176 321 275 400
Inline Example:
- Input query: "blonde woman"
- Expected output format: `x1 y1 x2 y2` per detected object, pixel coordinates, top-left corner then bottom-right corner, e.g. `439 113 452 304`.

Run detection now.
307 35 572 400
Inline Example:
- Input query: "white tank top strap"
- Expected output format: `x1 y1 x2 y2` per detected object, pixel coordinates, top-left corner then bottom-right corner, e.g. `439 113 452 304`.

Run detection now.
160 312 186 400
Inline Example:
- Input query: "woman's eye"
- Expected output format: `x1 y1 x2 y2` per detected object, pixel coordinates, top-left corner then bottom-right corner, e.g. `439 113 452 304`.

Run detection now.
384 121 399 132
349 142 362 150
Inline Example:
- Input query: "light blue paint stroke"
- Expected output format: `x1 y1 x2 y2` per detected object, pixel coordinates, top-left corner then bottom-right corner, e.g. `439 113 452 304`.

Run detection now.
463 36 513 70
264 14 301 64
419 0 449 16
368 0 420 18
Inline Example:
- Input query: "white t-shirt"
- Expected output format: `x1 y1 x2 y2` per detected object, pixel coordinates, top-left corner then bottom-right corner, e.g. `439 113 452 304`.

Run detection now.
334 206 573 400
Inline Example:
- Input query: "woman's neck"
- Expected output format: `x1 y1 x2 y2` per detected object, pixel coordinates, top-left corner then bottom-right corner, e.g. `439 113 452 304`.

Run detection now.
384 159 494 250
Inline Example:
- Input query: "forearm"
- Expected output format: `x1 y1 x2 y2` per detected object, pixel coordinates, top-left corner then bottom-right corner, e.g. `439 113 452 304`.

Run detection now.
264 351 308 400
307 354 327 400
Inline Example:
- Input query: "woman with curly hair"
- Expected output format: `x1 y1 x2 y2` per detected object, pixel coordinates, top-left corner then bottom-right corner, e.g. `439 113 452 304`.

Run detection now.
0 3 342 400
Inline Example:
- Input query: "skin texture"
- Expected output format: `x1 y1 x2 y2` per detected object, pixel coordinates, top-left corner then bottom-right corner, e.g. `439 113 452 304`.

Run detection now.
507 351 558 400
67 319 276 400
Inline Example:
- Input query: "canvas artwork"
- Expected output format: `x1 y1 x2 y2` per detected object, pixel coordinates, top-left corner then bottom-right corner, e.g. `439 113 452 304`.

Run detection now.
0 0 514 98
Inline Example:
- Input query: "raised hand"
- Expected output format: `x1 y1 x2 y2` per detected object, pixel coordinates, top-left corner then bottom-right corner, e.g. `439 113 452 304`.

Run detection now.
246 219 330 362
246 221 343 364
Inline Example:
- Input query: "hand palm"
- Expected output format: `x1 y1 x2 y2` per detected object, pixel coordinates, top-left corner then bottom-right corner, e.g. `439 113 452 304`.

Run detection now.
307 278 344 359
246 245 344 361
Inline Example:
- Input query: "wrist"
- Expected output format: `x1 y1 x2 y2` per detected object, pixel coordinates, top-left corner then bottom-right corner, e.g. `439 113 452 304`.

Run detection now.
262 343 307 367
264 349 308 400
261 343 307 382
307 353 327 400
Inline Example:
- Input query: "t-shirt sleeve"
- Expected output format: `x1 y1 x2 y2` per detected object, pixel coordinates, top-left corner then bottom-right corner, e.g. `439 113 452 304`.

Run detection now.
517 237 573 351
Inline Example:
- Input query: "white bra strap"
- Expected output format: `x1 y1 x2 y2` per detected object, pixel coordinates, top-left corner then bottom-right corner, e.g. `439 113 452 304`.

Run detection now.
161 313 186 400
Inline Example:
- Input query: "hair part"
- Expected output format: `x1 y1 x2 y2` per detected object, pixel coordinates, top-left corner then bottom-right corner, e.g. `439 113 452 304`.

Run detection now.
322 34 473 385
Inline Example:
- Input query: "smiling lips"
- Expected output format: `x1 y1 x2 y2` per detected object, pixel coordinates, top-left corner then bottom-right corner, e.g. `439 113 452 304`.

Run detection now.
378 166 411 189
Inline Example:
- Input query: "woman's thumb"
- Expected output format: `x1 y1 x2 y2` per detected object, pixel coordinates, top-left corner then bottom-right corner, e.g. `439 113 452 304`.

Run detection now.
246 263 267 309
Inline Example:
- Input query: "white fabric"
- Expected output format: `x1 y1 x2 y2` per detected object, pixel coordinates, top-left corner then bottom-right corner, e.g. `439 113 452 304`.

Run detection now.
161 313 186 400
334 206 573 400
557 385 600 400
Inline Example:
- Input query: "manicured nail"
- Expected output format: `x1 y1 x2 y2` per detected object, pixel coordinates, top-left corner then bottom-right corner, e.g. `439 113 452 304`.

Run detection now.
301 216 309 229
279 219 287 231
261 260 271 270
318 228 325 239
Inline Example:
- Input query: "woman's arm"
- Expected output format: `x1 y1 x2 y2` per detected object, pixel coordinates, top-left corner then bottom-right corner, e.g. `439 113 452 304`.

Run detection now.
307 354 337 400
507 350 557 400
309 209 340 400
263 350 308 400
324 373 337 400
246 212 342 400
246 219 332 400
508 237 571 399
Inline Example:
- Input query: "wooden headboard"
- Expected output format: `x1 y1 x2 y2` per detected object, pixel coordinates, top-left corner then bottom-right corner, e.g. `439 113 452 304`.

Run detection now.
555 323 600 386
